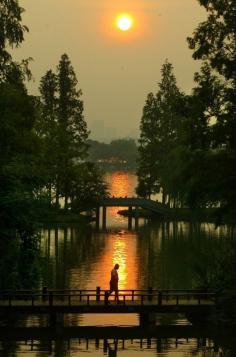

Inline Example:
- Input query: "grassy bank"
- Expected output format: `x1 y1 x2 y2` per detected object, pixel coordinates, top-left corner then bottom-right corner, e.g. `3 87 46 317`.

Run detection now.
39 208 94 227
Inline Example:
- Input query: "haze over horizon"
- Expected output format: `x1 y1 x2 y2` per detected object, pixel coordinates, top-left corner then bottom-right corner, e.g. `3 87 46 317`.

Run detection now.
15 0 206 141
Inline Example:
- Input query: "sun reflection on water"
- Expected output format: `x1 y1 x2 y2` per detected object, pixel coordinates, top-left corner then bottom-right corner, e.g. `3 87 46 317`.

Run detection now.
105 171 138 227
108 171 136 197
113 238 127 288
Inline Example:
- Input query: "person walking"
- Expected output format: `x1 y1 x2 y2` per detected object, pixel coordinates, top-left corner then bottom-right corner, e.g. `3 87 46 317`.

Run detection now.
108 263 119 301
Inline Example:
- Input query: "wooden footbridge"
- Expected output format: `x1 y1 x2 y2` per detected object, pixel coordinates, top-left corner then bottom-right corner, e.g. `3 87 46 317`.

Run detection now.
95 197 171 228
0 288 216 326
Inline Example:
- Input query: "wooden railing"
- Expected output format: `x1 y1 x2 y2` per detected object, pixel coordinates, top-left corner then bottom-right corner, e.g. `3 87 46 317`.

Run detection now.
0 288 216 307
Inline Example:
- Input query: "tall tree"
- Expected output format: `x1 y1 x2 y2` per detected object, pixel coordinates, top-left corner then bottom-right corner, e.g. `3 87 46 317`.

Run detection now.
136 92 160 198
136 61 184 204
187 0 236 213
0 1 44 289
0 82 44 289
187 0 236 151
0 0 29 82
156 62 184 204
38 54 108 210
57 54 89 207
39 70 58 203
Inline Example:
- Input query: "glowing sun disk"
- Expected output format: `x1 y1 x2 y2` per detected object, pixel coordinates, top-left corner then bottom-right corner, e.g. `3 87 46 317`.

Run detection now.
117 15 133 31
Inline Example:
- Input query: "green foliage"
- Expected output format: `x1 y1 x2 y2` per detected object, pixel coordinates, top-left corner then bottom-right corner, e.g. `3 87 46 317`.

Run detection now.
186 0 236 213
70 163 108 210
0 82 46 289
0 1 47 289
0 0 31 83
0 2 106 291
88 139 137 164
188 0 236 152
136 92 161 198
187 0 236 81
57 54 88 159
88 138 138 170
136 2 236 214
38 54 107 210
136 61 185 202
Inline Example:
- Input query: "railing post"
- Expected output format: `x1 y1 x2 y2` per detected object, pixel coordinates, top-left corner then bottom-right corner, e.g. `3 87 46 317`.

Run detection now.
176 295 179 305
132 290 134 301
158 291 162 305
104 291 109 305
148 287 153 302
96 286 101 302
49 291 53 307
42 286 48 301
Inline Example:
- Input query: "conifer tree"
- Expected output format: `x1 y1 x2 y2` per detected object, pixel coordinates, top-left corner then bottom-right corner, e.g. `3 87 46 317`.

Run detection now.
39 70 58 203
136 92 160 198
39 54 108 210
57 54 89 208
137 61 184 204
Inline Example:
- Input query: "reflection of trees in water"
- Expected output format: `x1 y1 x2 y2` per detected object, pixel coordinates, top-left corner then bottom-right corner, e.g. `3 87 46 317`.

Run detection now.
40 225 108 290
136 222 236 291
0 236 42 356
0 341 18 357
0 337 226 356
0 235 41 290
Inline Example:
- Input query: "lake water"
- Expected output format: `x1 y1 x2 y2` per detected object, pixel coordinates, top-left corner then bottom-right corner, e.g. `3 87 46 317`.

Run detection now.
0 171 235 356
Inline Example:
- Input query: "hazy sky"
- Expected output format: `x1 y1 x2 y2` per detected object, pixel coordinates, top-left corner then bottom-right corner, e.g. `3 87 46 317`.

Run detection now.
16 0 206 140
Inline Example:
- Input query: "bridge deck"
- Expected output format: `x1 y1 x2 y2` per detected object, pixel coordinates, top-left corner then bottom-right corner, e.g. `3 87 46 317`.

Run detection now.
99 197 171 214
0 289 216 314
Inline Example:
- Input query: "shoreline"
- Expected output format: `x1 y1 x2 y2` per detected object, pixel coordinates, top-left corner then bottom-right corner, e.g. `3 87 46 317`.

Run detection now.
118 208 236 225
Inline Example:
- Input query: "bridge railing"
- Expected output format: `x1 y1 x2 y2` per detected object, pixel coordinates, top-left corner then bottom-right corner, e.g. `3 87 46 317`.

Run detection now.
0 288 216 307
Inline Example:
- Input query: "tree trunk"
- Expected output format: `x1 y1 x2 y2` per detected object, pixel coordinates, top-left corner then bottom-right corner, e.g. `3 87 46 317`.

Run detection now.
64 194 68 210
55 179 60 208
162 188 166 205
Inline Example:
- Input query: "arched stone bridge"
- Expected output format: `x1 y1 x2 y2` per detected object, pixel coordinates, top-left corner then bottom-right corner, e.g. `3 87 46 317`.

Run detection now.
95 197 171 229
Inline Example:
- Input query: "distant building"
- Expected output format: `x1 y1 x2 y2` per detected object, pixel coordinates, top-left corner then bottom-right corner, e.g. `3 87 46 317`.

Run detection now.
89 119 138 143
89 120 117 143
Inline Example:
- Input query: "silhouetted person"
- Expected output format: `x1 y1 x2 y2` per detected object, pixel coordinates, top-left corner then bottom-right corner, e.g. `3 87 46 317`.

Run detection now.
108 263 119 301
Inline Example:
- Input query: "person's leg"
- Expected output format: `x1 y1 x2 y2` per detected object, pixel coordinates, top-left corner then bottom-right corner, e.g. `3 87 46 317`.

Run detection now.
108 287 114 299
115 287 119 301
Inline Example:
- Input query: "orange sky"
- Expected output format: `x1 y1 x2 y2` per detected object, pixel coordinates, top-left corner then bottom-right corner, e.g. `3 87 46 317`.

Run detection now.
16 0 206 140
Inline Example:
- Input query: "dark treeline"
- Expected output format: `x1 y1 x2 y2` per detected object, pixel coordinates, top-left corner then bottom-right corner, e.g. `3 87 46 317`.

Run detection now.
38 54 107 211
88 138 138 170
137 0 236 221
0 0 107 289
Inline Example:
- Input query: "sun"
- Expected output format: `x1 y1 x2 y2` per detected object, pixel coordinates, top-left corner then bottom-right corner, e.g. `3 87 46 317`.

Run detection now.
117 14 133 32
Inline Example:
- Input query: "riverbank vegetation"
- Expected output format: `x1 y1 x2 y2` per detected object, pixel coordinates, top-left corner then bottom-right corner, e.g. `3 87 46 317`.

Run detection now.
0 0 107 289
136 0 236 325
88 138 138 171
136 0 236 224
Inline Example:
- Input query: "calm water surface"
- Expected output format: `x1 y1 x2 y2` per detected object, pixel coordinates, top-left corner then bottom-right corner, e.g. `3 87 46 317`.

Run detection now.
0 171 235 356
